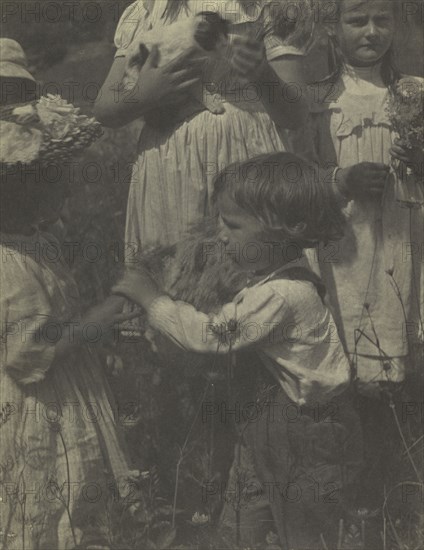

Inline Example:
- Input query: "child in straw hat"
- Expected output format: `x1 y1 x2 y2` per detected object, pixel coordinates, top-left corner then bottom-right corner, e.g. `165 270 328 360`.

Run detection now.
0 40 138 550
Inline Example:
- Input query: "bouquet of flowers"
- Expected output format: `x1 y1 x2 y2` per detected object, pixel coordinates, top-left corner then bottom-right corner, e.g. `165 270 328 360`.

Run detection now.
386 77 424 205
387 77 424 151
0 94 103 166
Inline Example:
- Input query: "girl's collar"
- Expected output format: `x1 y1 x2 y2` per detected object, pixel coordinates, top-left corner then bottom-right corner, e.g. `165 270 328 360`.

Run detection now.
245 255 308 287
344 63 384 86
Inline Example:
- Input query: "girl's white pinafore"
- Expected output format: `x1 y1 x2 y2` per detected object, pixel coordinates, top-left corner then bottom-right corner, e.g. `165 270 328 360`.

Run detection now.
309 67 423 383
0 231 133 550
114 0 308 251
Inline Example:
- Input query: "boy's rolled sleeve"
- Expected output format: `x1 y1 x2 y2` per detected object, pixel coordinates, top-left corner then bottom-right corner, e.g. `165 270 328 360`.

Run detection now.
147 285 289 354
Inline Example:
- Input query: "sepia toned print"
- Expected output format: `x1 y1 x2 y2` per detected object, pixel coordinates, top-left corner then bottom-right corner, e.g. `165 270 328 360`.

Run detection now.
1 2 423 549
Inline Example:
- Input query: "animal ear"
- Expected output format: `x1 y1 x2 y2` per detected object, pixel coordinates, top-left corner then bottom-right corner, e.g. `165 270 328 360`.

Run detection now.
197 11 229 36
127 43 150 68
138 43 150 65
198 11 222 21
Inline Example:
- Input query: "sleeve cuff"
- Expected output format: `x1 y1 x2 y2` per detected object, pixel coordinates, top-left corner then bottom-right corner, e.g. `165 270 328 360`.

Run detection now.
266 45 306 61
114 48 128 59
7 344 56 385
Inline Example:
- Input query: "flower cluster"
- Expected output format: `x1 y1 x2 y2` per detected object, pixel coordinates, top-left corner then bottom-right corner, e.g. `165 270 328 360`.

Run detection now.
387 77 424 151
0 94 103 166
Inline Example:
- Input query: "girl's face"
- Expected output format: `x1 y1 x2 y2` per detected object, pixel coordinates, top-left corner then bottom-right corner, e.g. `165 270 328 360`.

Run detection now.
337 0 396 66
216 190 287 273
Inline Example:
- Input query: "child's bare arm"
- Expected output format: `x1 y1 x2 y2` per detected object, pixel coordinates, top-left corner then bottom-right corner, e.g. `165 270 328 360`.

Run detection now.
53 296 140 358
94 47 203 128
267 56 308 128
230 36 307 129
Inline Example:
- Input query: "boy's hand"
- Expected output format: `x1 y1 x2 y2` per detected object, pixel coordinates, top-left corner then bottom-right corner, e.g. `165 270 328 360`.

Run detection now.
81 296 140 336
230 35 266 83
336 162 390 199
113 267 163 311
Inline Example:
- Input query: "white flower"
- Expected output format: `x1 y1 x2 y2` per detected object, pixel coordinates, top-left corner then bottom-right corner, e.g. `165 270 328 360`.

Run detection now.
266 530 279 544
0 120 43 164
191 511 209 525
12 103 39 124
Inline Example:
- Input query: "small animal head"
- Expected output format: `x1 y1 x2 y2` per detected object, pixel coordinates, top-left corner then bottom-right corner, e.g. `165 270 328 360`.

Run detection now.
194 11 229 52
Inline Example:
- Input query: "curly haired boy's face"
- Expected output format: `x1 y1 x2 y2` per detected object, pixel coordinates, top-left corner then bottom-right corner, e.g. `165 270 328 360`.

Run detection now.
216 189 284 273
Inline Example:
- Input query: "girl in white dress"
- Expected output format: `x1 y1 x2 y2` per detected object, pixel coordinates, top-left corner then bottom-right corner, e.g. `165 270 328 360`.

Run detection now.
0 46 137 545
308 0 423 512
95 0 313 251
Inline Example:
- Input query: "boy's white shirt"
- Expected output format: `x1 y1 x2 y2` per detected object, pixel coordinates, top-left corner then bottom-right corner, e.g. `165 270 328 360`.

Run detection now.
127 258 351 405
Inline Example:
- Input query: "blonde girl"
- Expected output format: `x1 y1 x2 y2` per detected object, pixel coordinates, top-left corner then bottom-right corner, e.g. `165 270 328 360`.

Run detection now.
308 0 423 514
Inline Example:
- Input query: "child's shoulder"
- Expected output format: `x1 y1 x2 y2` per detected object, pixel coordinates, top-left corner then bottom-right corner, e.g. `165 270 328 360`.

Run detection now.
118 0 149 22
270 274 322 296
247 264 324 304
0 235 43 302
266 266 326 306
1 232 78 309
114 0 151 52
0 231 61 276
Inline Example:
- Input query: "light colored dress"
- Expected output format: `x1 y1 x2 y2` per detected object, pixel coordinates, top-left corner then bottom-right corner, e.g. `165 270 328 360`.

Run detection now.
114 0 309 250
308 65 423 384
0 231 133 550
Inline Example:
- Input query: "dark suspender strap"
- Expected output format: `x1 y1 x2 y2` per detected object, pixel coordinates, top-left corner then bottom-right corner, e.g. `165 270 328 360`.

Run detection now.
268 266 327 304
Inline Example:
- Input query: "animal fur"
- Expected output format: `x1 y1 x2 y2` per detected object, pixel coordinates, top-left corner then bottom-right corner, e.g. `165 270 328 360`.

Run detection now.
135 218 249 377
124 12 229 117
142 218 248 313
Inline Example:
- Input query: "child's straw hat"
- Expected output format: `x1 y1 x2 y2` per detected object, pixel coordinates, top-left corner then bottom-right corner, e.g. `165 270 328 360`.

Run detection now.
0 38 35 81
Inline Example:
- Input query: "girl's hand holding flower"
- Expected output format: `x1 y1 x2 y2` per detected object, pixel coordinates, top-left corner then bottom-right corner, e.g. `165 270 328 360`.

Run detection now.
390 138 423 172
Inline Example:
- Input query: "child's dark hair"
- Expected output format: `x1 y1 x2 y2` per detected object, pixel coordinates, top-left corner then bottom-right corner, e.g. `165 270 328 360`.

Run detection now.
0 165 40 233
0 165 67 234
213 152 345 248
